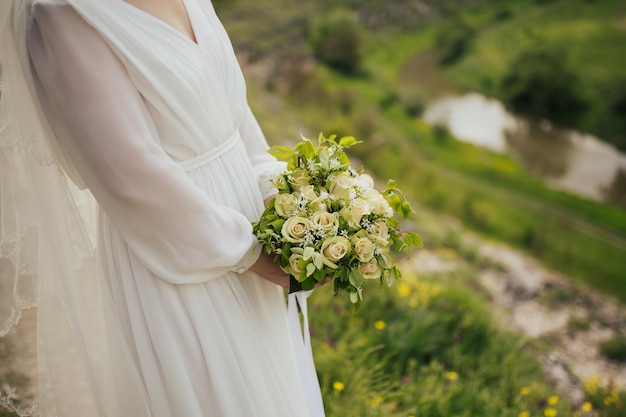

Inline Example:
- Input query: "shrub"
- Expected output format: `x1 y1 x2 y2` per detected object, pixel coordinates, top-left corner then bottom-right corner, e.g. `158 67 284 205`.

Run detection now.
309 10 364 74
435 21 475 66
595 78 626 151
500 47 588 126
600 333 626 363
399 87 426 117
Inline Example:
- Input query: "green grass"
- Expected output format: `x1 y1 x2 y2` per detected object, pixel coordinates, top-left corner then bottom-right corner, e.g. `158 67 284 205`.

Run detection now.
309 267 605 416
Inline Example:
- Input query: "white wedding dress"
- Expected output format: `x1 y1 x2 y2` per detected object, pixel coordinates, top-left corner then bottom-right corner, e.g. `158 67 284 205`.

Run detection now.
9 0 323 416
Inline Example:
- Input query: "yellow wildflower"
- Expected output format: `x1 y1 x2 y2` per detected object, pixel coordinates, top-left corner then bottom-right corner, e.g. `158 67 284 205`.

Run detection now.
584 376 600 396
582 402 592 412
519 412 530 417
333 381 345 392
365 395 383 407
544 408 557 417
445 371 459 381
374 320 386 330
548 395 559 405
520 386 531 396
397 282 411 297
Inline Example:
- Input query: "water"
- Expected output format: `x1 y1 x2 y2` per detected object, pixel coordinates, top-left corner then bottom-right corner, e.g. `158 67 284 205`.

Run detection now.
401 51 626 205
422 93 626 203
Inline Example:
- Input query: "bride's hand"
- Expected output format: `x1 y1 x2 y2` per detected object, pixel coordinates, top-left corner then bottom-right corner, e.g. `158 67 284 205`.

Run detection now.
250 253 332 290
250 252 290 289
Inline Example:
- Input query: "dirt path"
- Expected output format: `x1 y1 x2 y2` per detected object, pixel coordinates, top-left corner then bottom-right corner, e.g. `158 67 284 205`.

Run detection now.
410 234 626 402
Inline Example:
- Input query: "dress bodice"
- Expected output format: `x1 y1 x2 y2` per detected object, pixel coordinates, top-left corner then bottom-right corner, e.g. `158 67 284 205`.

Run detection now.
95 0 249 162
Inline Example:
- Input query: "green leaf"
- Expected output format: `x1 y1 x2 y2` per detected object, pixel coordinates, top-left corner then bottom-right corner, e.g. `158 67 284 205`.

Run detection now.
348 269 364 289
306 262 317 278
338 136 360 148
270 218 285 230
313 269 326 283
303 246 315 261
295 139 316 159
301 278 316 291
378 253 393 269
288 276 303 293
312 252 325 269
268 145 296 161
349 291 359 304
405 232 423 248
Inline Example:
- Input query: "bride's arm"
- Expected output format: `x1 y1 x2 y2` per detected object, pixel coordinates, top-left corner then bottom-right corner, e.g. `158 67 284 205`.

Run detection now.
28 2 261 284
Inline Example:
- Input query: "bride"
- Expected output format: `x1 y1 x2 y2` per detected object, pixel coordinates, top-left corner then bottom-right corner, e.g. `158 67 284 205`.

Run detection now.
0 0 325 415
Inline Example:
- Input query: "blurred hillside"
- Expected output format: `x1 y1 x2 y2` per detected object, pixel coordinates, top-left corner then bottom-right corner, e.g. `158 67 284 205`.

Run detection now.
216 0 626 151
215 0 626 302
214 0 486 59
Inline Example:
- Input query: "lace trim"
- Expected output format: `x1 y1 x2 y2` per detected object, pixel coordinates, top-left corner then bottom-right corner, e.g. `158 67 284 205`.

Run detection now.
0 390 38 417
0 119 57 168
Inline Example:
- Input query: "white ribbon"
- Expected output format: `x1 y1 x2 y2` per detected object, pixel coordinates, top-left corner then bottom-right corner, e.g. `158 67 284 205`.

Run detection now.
287 291 325 417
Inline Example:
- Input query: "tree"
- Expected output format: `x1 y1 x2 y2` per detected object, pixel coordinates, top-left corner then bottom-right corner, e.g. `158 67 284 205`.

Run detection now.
310 10 363 74
500 47 587 126
435 20 475 66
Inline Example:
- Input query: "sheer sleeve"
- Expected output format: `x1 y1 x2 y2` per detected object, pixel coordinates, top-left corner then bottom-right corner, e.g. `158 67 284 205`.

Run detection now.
27 2 260 285
238 105 287 200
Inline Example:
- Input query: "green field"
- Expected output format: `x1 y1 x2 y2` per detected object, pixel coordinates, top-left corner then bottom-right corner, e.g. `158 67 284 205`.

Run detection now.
227 1 626 412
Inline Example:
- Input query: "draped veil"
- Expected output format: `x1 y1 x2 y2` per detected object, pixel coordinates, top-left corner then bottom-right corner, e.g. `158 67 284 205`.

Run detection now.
0 0 156 415
1 1 326 416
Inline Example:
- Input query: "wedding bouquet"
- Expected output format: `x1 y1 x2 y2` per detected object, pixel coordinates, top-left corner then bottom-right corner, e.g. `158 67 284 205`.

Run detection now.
253 133 422 305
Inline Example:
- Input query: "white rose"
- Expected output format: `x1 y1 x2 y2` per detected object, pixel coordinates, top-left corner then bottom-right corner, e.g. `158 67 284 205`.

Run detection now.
281 217 311 244
288 253 305 279
352 236 375 262
361 189 390 217
274 193 298 217
308 196 328 213
321 236 351 263
299 184 318 201
369 219 390 246
359 259 382 280
328 173 354 198
355 173 375 189
340 198 370 227
289 169 310 188
311 211 339 235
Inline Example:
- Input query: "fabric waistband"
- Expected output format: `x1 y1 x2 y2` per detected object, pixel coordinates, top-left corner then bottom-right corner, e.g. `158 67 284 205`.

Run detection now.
179 131 240 172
